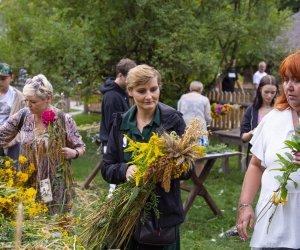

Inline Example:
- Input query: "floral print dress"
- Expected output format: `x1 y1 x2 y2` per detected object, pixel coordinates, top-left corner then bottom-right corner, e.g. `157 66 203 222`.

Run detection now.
0 106 85 214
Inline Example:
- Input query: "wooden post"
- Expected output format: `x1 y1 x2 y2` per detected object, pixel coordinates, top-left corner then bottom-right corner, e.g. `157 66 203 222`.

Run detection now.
82 160 104 189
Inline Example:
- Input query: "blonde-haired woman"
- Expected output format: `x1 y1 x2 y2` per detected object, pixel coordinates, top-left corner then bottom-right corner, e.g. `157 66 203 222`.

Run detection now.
101 64 188 249
0 74 85 214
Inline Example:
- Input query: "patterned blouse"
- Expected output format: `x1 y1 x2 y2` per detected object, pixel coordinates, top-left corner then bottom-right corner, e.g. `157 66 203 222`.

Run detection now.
0 106 86 214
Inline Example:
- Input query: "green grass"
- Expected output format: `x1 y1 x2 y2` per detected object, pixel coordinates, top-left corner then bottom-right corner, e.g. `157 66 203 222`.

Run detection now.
72 113 103 184
180 157 251 250
71 112 252 250
73 112 100 126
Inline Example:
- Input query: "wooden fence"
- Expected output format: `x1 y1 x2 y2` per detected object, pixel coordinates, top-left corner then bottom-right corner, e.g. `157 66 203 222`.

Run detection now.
86 90 253 130
207 90 253 130
88 98 102 113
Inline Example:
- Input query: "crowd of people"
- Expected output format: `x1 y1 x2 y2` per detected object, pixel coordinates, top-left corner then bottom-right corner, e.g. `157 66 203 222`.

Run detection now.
1 50 300 249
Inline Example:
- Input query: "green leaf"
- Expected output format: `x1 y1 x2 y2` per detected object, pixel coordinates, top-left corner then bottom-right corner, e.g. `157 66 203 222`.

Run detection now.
274 175 284 184
285 152 294 161
288 177 298 188
284 140 300 152
280 186 288 200
269 168 285 171
118 186 141 220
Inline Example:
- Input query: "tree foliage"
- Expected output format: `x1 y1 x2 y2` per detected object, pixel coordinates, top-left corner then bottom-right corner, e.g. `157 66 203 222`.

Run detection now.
0 0 292 107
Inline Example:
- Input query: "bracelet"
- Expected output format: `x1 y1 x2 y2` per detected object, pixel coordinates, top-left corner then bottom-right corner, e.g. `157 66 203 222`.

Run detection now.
74 149 79 159
238 203 251 210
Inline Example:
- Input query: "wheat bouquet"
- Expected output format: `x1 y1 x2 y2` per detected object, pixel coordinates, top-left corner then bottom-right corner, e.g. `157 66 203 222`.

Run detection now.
80 118 207 249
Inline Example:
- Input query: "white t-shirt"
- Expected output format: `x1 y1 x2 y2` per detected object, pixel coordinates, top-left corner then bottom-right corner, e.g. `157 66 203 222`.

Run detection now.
0 86 15 125
253 71 267 86
250 108 300 249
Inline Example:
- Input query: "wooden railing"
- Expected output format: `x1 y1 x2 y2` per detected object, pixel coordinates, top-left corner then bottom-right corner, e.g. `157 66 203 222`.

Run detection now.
85 90 253 130
207 90 253 130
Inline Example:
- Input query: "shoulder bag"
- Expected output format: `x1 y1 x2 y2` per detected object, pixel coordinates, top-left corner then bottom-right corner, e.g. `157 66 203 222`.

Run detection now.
134 214 177 246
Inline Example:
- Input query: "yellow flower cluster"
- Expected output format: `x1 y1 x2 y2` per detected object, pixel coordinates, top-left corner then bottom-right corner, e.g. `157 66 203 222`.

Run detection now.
125 130 206 191
0 155 48 218
172 162 189 179
194 145 206 158
271 190 287 206
125 133 165 186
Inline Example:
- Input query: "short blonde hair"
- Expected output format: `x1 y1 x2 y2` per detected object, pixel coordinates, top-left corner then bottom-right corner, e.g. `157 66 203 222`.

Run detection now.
23 74 53 99
189 81 203 93
126 64 161 90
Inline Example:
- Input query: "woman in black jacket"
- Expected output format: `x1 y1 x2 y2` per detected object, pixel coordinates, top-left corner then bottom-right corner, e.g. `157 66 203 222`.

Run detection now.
101 64 187 250
240 75 278 165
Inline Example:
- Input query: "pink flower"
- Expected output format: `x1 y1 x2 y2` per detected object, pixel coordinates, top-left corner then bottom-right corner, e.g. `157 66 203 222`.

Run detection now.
41 109 55 128
216 104 222 114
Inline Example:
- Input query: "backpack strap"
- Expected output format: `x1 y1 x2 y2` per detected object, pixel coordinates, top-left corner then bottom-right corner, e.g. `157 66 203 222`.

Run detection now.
17 109 28 132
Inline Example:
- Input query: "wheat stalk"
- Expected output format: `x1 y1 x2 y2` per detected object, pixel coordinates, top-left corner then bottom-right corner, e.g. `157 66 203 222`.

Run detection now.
15 202 24 250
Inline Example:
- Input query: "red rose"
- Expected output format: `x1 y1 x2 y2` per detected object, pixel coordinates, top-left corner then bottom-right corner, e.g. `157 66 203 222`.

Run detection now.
41 109 55 128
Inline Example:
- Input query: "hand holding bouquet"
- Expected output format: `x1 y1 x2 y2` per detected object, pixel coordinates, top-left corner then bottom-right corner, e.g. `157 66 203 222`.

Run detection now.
80 118 207 249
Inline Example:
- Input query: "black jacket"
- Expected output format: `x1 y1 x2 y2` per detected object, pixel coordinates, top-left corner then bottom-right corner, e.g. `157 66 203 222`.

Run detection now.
101 102 188 227
240 104 258 138
99 77 130 146
240 104 259 165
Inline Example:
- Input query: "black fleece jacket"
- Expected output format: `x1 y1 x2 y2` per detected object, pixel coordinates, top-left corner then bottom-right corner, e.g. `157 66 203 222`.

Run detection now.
99 77 130 146
101 102 188 228
240 104 259 139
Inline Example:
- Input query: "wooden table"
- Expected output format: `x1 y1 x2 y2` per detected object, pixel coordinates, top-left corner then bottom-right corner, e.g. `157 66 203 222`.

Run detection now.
212 128 248 171
181 151 240 216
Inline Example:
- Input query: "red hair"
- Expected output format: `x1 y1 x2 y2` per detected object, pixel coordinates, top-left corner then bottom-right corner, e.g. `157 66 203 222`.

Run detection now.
275 50 300 110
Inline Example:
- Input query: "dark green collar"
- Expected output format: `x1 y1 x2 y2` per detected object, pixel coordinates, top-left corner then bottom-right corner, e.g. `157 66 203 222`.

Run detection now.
120 105 160 130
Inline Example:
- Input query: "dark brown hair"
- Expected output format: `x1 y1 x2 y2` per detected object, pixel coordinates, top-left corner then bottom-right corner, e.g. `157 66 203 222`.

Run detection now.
116 58 136 77
253 75 278 109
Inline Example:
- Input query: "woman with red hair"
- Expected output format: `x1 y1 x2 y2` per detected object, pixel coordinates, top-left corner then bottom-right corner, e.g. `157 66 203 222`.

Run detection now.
236 50 300 249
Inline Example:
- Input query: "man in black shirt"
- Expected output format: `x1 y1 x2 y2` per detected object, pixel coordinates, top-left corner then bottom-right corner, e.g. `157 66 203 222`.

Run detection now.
218 59 244 93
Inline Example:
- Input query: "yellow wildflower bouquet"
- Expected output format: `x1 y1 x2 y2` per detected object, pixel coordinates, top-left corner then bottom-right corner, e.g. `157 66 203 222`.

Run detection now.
0 155 48 218
80 118 207 249
256 127 300 232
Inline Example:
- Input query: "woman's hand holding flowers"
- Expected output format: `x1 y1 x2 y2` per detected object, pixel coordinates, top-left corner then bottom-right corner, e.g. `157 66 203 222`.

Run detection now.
237 204 255 240
126 165 136 180
61 147 78 160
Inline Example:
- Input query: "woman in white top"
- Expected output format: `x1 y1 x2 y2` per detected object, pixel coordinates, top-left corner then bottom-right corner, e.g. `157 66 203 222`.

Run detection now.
236 50 300 249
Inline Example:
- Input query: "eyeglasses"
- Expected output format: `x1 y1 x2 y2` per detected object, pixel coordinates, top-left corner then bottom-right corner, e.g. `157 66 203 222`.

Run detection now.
0 76 9 81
